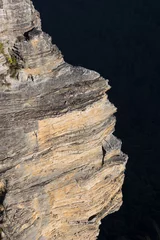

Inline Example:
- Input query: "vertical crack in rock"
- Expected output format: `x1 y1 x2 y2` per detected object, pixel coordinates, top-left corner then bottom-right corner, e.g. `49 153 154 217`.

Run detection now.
102 146 106 166
0 0 128 239
0 180 6 223
0 179 9 240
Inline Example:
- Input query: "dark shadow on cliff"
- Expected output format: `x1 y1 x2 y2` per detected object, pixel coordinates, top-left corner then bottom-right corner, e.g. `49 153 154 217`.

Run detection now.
33 0 160 239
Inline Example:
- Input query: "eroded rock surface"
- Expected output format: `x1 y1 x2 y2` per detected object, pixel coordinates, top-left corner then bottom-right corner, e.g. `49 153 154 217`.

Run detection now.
0 0 127 239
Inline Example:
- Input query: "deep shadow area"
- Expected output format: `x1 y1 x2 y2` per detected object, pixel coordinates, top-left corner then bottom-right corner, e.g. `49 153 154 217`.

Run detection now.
33 0 160 239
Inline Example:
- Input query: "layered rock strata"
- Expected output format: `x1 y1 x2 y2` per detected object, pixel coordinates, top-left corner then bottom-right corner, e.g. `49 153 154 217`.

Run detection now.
0 0 127 239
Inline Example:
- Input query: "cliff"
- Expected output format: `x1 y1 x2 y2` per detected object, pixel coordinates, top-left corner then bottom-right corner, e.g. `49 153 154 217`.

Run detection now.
0 0 127 239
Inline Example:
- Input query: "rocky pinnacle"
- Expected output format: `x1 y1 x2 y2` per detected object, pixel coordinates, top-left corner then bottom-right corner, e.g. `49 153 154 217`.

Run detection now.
0 0 127 239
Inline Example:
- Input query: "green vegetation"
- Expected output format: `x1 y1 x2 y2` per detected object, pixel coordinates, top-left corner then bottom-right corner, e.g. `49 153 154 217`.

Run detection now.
0 228 2 240
6 54 17 66
6 54 19 78
0 42 4 55
0 42 19 78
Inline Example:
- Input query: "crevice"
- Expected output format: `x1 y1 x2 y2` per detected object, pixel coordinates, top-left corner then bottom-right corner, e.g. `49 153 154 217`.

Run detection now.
0 179 8 239
24 27 41 41
101 146 106 166
88 214 98 222
0 180 6 220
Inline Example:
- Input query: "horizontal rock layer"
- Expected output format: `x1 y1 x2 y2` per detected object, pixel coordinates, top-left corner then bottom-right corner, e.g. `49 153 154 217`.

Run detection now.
0 0 127 239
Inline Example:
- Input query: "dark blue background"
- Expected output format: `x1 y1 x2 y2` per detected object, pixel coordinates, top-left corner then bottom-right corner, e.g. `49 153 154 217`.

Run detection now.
32 1 160 239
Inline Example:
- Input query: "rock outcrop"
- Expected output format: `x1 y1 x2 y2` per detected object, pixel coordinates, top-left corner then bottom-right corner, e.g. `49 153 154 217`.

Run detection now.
0 0 127 239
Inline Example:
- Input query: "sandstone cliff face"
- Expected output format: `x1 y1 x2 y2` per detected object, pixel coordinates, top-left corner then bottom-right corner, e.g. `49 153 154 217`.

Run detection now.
0 0 127 239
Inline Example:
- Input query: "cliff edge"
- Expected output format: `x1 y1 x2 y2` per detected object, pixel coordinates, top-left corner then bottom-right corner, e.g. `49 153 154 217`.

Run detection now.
0 0 127 239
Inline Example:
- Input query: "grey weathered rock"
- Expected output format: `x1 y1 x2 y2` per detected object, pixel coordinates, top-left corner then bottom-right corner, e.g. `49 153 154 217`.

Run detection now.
0 0 41 44
0 0 128 239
